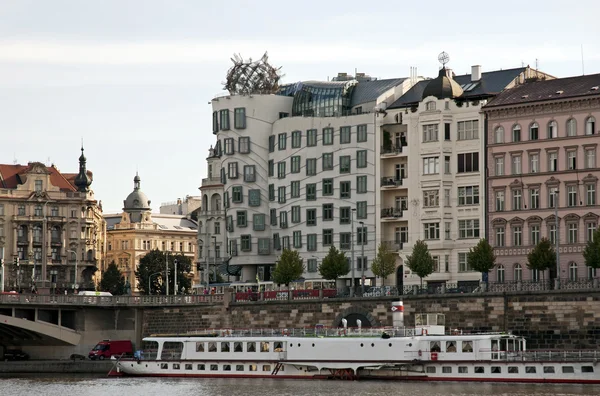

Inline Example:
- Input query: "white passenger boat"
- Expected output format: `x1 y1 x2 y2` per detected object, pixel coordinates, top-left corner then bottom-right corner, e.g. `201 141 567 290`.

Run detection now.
115 309 600 384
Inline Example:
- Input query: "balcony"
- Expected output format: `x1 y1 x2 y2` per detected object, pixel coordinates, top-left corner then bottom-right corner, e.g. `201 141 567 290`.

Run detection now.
380 177 404 188
51 238 63 246
201 176 223 187
381 143 407 157
382 240 403 252
200 209 225 217
381 207 404 220
17 237 29 245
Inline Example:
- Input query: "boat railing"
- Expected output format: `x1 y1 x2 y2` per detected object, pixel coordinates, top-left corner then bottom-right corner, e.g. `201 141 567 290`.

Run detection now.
177 326 419 338
478 348 600 362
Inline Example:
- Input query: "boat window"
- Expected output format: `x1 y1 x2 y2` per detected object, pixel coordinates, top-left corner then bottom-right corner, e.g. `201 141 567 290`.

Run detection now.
141 340 159 360
249 364 257 371
261 342 270 352
234 342 243 352
508 366 519 373
461 341 473 353
197 364 205 370
429 341 441 352
525 366 536 373
236 365 244 371
208 342 217 352
543 367 555 373
562 366 575 373
262 365 271 372
474 366 484 373
160 363 168 369
196 342 204 352
173 363 180 370
223 364 231 371
161 341 183 360
458 367 468 373
582 366 594 373
426 367 436 373
446 341 457 353
210 364 218 371
185 364 192 370
221 342 230 352
442 367 452 373
274 341 284 352
247 342 256 352
491 366 501 374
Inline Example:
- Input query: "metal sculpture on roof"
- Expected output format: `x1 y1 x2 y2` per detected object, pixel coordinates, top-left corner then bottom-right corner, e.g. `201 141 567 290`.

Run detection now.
438 51 450 67
224 52 282 95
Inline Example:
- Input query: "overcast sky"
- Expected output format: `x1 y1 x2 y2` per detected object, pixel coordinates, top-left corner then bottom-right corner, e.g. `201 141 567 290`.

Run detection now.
1 0 599 213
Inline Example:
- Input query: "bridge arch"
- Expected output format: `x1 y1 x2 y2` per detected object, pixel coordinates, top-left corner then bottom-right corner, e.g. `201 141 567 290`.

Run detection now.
333 306 381 328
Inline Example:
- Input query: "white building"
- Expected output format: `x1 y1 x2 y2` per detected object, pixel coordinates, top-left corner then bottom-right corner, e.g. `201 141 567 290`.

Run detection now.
160 196 202 216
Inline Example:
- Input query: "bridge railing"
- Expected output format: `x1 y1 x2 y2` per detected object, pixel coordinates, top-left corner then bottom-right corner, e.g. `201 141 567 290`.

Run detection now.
0 294 224 306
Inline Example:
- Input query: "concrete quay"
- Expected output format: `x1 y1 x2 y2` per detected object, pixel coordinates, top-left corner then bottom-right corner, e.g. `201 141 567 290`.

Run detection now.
0 360 114 374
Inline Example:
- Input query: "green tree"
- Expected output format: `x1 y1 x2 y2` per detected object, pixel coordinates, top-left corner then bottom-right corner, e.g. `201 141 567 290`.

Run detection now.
99 261 126 295
583 227 600 271
405 240 435 288
527 238 556 280
272 249 305 287
467 239 496 281
135 249 193 295
371 243 397 286
318 246 349 282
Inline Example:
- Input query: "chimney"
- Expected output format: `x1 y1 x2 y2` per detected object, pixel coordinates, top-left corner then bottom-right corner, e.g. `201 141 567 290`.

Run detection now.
471 65 482 82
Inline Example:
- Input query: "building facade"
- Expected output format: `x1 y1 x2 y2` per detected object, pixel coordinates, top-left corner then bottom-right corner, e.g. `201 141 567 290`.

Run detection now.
160 196 202 216
105 174 198 289
0 148 106 293
484 73 600 283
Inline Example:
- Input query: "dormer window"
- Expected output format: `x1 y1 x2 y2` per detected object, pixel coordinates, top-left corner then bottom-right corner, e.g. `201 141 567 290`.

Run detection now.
34 180 43 192
425 101 436 111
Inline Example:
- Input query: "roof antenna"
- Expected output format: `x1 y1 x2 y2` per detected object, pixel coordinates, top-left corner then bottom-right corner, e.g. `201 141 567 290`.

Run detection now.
13 153 17 165
581 44 585 76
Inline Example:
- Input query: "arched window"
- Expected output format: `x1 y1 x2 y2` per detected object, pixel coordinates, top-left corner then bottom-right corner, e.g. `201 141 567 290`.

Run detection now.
34 205 43 217
531 268 540 282
425 101 436 111
203 194 208 212
494 126 504 144
32 225 42 243
529 122 539 140
18 225 28 240
497 264 505 283
566 118 577 137
512 124 521 142
568 261 578 281
87 249 94 261
586 116 596 135
514 263 523 281
51 226 61 241
548 120 558 138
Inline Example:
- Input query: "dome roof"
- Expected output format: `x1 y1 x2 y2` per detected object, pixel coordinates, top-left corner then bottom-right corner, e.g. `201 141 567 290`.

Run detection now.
123 173 151 212
422 67 463 100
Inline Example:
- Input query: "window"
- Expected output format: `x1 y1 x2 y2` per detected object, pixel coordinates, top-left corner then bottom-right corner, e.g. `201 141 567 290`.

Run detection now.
444 222 451 240
241 235 252 252
425 101 436 111
278 161 286 179
323 178 333 196
306 158 317 176
512 124 521 142
568 223 578 244
244 165 256 182
268 135 275 152
322 203 334 221
322 153 333 171
458 219 480 239
237 211 247 227
529 122 539 140
273 233 280 250
34 205 43 216
548 151 558 172
340 156 351 174
219 109 230 130
212 111 218 132
586 184 596 206
340 207 351 224
511 155 522 175
278 186 286 203
278 133 287 150
444 156 451 174
357 226 367 245
357 201 367 219
458 186 479 206
258 238 270 255
444 123 451 140
423 190 439 207
512 189 522 210
458 252 472 272
549 187 558 208
307 129 317 146
587 222 597 242
549 223 557 244
291 130 301 148
34 180 43 192
238 137 250 153
495 191 505 211
530 188 540 209
585 148 596 169
566 118 577 136
457 120 478 140
340 126 351 144
548 120 558 138
268 184 274 201
569 262 578 280
306 209 317 226
495 156 504 176
307 234 317 251
357 124 367 142
224 138 234 155
530 224 540 245
280 211 288 228
291 181 300 198
234 108 246 129
422 124 438 142
322 127 333 145
357 150 367 168
423 157 439 175
289 156 301 174
356 176 367 194
567 150 577 170
444 189 450 207
457 152 479 173
424 223 440 240
0 204 4 216
253 214 265 231
228 162 238 179
340 233 351 250
323 229 333 246
586 116 596 135
497 264 505 282
529 152 539 173
495 227 505 247
293 231 302 248
340 181 351 199
268 160 274 177
494 126 504 143
232 186 243 203
513 226 522 246
291 206 301 223
306 183 316 200
567 185 577 207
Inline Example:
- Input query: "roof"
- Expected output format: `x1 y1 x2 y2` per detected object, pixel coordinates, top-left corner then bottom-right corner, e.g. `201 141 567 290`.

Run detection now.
388 80 430 109
421 68 463 100
484 73 600 108
350 78 408 107
0 163 77 191
104 213 198 232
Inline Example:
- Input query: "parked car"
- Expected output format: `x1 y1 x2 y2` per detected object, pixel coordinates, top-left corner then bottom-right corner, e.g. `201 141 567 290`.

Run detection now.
89 339 133 360
4 350 29 361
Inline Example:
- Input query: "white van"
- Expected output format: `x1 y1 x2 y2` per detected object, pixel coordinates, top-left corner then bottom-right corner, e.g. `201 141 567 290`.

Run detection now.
78 291 113 297
77 291 113 303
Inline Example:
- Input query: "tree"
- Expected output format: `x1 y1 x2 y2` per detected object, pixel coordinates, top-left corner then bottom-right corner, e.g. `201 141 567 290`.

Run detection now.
318 246 349 282
99 261 126 295
405 240 435 288
467 239 496 281
527 238 556 279
135 249 193 295
583 227 600 271
371 243 397 287
272 249 305 287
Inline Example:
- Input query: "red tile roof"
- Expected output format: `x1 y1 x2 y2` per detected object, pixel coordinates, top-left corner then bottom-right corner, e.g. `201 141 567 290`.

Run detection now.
0 163 77 191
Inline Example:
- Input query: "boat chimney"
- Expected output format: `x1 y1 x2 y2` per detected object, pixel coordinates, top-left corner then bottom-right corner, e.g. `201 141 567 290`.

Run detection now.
392 300 404 328
356 319 362 334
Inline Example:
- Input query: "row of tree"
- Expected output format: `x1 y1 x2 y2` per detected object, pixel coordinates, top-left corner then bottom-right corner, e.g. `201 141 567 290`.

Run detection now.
97 228 600 294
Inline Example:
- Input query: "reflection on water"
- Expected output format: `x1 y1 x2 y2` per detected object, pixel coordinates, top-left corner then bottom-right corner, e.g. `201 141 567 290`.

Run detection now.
0 375 598 396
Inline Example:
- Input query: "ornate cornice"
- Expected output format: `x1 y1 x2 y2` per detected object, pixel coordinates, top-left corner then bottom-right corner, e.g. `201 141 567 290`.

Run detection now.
486 96 600 120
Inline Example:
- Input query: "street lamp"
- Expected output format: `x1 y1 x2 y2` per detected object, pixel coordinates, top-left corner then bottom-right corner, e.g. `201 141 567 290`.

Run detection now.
29 250 35 292
359 221 365 295
174 259 178 295
350 208 356 297
50 269 57 294
0 242 5 293
67 249 78 292
554 189 560 289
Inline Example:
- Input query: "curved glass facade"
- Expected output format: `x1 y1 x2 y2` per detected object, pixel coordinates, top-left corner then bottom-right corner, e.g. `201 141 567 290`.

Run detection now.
288 81 356 117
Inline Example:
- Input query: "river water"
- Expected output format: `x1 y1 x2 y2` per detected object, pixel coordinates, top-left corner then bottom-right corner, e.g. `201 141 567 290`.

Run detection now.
0 375 597 396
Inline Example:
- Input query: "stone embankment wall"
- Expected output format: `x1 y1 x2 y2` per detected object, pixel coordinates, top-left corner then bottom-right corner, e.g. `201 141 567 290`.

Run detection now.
141 291 600 350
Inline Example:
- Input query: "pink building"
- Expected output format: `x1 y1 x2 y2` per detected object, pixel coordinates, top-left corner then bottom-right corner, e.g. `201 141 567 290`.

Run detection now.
484 74 600 283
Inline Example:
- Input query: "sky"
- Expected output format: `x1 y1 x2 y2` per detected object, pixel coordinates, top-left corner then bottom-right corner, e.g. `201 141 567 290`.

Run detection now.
1 0 599 213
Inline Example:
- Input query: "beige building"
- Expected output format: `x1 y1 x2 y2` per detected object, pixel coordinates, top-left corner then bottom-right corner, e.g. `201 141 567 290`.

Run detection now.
0 148 106 293
104 174 199 289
